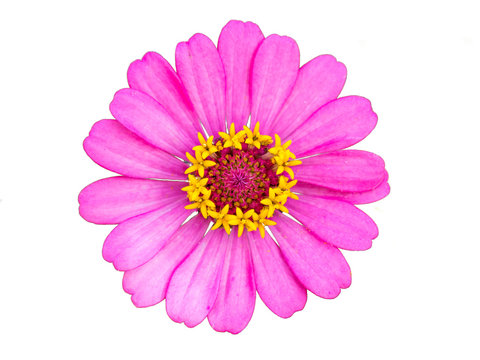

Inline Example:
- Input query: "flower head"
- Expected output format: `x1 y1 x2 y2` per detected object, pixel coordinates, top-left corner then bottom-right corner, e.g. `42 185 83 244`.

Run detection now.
181 121 300 237
79 20 389 334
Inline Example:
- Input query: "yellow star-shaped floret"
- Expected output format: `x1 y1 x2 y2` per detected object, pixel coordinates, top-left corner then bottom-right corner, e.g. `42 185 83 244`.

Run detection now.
227 207 258 237
269 134 292 155
208 205 237 235
253 207 277 238
260 188 289 217
185 149 216 178
243 122 273 149
269 135 301 179
192 133 219 159
185 189 215 218
272 176 299 201
219 123 245 150
181 175 209 201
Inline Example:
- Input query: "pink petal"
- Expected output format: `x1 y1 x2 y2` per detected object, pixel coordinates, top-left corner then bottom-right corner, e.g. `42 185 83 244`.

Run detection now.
270 214 351 299
166 229 228 328
123 215 210 307
102 196 191 271
127 52 201 133
83 119 187 179
295 150 386 192
79 177 185 225
247 231 307 318
251 35 299 135
207 234 256 334
218 20 264 129
288 194 378 251
295 172 390 204
271 55 347 139
176 33 226 136
109 88 197 158
289 96 378 157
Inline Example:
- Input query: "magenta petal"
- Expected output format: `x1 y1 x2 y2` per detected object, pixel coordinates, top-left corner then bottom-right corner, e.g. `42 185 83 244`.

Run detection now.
102 196 191 271
176 33 226 136
288 194 378 251
127 52 201 133
166 229 228 328
83 119 187 179
251 35 299 135
289 96 378 157
247 231 307 318
270 214 351 299
272 55 347 139
109 88 197 158
207 234 256 334
79 177 185 225
218 20 264 129
295 172 390 205
295 150 386 192
123 215 209 307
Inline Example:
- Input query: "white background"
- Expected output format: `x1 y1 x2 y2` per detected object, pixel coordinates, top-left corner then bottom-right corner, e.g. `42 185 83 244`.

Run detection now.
1 0 479 359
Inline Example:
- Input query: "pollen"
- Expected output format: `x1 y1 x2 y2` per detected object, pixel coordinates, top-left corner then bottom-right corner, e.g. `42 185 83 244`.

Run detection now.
182 124 300 237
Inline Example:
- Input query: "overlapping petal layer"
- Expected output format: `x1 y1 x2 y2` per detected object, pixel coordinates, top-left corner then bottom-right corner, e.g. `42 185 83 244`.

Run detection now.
123 215 209 307
166 230 228 328
127 51 201 133
271 55 347 139
247 231 307 318
288 96 378 157
251 34 300 135
176 33 227 136
208 235 256 334
288 194 378 250
271 214 352 299
294 173 390 205
110 89 198 158
295 150 386 192
78 177 186 224
102 195 191 271
83 119 187 179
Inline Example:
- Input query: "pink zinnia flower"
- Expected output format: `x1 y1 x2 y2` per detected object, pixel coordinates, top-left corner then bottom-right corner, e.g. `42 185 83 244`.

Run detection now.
79 20 389 334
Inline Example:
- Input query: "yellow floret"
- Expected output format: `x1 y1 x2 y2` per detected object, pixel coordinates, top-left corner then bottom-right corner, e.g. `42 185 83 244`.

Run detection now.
227 207 258 237
185 149 216 177
219 123 246 150
208 205 237 235
192 133 219 159
185 189 215 218
269 135 302 179
243 122 273 149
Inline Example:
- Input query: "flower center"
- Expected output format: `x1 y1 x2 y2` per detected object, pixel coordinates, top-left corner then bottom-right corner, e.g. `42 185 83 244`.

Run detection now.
182 123 301 237
207 147 277 213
